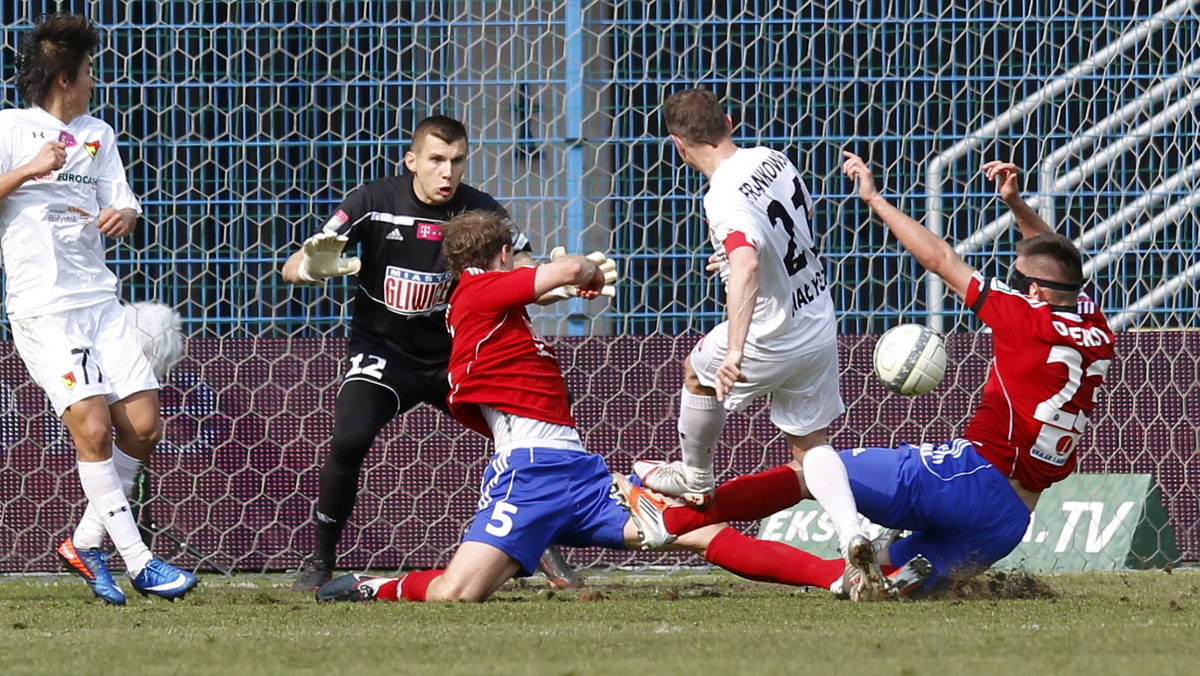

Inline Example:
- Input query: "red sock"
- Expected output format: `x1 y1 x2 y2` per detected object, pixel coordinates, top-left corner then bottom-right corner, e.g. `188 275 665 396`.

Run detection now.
663 465 801 535
373 578 401 601
704 527 844 588
397 569 443 602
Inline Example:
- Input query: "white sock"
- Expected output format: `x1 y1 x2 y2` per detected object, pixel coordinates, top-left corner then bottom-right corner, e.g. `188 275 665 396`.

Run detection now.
77 458 154 576
801 445 864 555
73 447 145 550
74 447 144 549
677 388 725 482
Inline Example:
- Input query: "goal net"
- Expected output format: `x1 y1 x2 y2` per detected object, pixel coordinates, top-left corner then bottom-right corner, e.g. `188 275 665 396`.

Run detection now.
0 1 1196 575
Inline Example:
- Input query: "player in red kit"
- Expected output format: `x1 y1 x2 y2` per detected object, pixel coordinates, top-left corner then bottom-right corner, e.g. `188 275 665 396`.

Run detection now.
709 154 1115 596
313 210 663 602
281 117 605 591
637 156 1115 599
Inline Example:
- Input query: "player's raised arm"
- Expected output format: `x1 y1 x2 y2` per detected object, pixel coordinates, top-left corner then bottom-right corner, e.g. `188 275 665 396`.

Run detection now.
281 231 361 285
533 253 604 299
535 246 618 304
842 150 974 299
982 160 1054 239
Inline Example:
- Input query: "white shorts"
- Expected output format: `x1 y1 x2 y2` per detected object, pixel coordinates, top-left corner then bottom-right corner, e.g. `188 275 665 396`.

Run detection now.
10 299 159 416
689 323 845 437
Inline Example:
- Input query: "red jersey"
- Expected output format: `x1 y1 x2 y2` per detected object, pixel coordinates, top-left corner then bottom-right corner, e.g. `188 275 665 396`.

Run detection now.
445 265 576 438
962 272 1115 492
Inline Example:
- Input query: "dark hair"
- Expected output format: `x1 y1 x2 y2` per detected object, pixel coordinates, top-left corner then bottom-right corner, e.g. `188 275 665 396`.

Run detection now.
1015 233 1085 286
412 115 468 151
441 210 513 276
663 88 730 146
16 13 98 107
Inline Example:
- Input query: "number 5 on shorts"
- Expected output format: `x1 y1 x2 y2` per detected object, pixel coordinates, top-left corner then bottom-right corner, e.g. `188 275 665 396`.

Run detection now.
485 501 518 537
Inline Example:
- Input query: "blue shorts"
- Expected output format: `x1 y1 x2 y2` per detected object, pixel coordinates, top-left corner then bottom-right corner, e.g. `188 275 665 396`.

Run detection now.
463 447 628 576
840 439 1031 587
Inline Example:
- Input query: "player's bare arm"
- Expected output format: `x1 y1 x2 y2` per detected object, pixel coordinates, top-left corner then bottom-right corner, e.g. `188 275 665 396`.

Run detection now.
842 150 974 299
981 160 1054 239
716 244 757 401
95 207 137 238
0 141 67 202
535 247 617 304
532 254 601 298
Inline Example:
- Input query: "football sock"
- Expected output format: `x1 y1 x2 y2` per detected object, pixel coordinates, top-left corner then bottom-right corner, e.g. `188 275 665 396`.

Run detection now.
677 387 725 484
368 578 401 601
398 569 443 602
704 527 842 588
801 444 864 555
73 446 145 550
314 459 362 562
663 464 801 535
77 458 153 575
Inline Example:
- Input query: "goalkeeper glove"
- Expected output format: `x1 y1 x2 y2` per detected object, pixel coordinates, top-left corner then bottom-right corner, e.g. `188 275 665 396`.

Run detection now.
298 232 361 283
544 246 618 301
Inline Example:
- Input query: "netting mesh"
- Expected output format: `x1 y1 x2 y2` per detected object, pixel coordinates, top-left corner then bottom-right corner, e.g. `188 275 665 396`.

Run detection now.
0 1 1197 573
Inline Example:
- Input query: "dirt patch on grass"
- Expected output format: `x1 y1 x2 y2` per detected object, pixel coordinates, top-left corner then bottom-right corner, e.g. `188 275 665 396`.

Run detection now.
924 570 1060 601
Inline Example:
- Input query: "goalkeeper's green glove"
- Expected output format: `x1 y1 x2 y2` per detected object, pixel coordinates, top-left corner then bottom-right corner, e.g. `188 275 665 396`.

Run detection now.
298 232 361 283
543 246 618 301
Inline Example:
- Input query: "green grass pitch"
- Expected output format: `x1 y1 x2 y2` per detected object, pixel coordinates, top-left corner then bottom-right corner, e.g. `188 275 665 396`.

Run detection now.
2 569 1197 675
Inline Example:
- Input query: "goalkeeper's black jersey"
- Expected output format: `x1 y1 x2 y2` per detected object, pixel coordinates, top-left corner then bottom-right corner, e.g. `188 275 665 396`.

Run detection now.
322 173 530 368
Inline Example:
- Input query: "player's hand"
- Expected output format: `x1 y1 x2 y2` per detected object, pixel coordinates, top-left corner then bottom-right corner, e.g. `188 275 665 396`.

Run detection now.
299 232 361 283
26 141 66 177
545 246 618 300
705 251 723 273
841 151 881 204
95 208 133 237
982 160 1022 203
714 349 746 403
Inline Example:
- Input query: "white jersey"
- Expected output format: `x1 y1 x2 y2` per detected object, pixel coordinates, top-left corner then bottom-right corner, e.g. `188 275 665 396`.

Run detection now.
703 146 836 359
0 107 141 319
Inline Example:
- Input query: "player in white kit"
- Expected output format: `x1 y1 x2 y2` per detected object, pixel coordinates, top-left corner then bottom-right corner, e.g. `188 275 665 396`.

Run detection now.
635 89 884 599
0 14 196 604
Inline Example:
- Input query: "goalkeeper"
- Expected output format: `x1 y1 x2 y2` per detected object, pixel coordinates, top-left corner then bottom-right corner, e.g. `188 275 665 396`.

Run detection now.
281 116 616 592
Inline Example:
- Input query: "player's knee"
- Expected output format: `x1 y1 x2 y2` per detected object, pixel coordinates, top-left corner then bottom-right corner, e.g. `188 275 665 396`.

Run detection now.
139 418 164 447
67 417 114 460
327 432 375 465
428 580 489 603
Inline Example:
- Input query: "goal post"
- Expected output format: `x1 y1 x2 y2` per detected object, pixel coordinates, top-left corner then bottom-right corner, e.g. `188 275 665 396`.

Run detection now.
0 1 1196 574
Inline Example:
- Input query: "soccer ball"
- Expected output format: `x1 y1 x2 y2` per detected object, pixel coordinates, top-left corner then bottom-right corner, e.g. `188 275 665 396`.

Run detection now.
872 323 946 396
124 301 185 381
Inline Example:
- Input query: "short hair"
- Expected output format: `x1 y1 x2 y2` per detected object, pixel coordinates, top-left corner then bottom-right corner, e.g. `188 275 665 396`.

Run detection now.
441 210 513 276
411 115 468 152
663 88 730 146
16 13 98 107
1016 233 1085 286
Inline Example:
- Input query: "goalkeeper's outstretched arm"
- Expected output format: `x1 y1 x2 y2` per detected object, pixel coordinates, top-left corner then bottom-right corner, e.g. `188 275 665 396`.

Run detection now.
281 232 362 285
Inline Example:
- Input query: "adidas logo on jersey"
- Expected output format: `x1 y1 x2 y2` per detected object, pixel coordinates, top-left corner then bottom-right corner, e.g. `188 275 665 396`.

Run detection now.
386 228 405 241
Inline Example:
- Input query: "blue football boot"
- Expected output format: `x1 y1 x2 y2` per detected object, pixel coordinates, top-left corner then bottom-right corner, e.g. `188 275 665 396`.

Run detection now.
130 559 198 601
56 538 127 605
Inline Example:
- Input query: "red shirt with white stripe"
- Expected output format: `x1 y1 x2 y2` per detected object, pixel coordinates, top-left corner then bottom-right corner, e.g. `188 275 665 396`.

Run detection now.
445 265 575 438
962 272 1115 492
